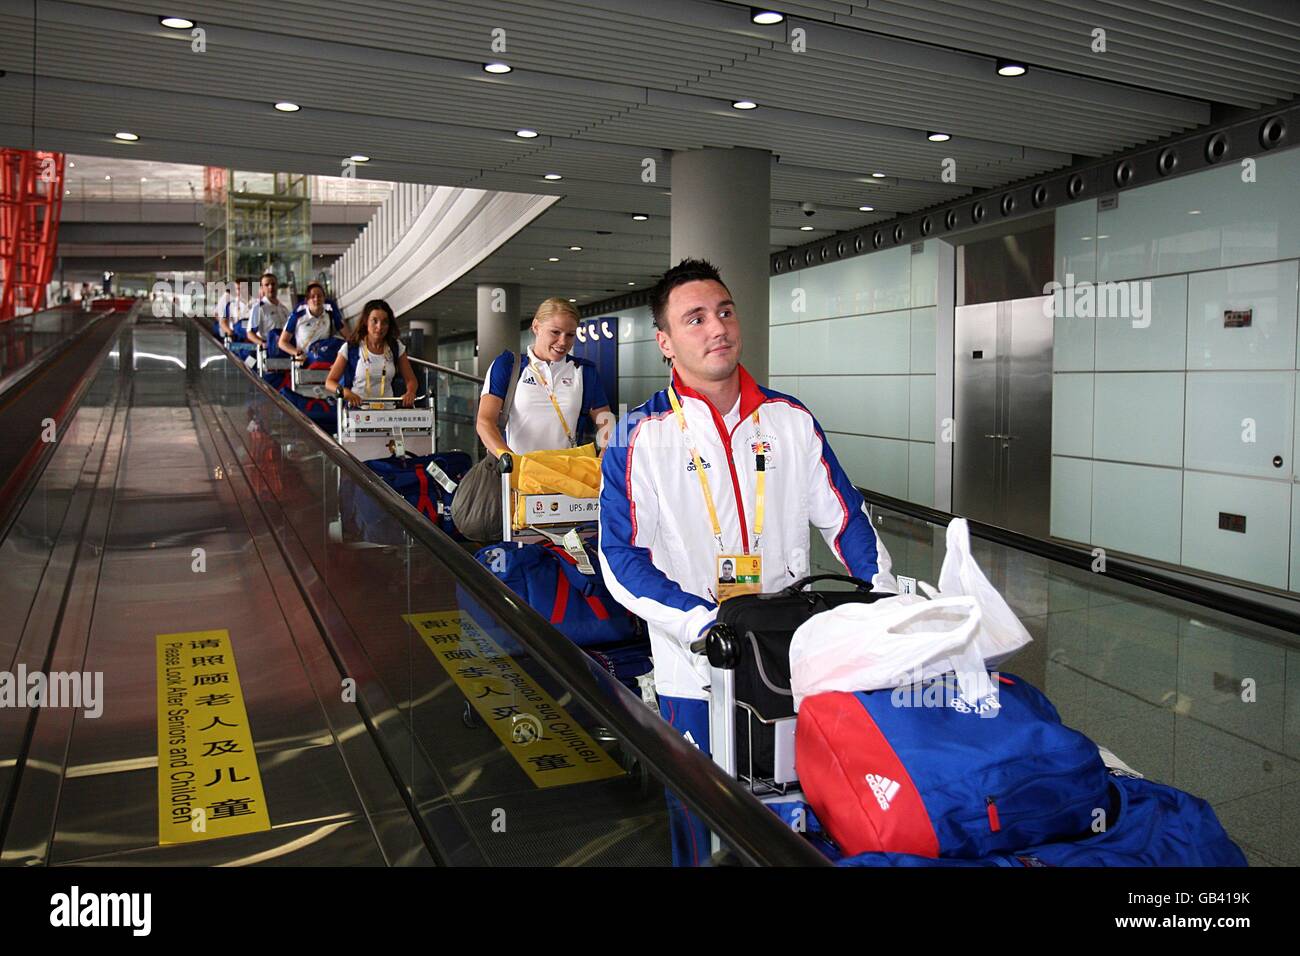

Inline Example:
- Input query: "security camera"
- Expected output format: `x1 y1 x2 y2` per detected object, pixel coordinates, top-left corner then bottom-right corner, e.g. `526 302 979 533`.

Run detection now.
800 201 817 217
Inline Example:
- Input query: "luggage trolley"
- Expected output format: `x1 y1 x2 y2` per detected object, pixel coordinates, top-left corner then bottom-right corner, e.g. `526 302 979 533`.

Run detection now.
255 338 292 378
495 451 601 545
337 394 436 461
689 575 895 855
289 354 331 397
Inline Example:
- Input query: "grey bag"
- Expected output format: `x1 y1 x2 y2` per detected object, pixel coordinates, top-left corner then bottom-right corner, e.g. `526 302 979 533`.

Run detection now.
451 351 519 541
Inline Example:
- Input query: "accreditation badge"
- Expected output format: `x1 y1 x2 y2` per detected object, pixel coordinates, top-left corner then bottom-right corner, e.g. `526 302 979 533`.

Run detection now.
717 553 762 602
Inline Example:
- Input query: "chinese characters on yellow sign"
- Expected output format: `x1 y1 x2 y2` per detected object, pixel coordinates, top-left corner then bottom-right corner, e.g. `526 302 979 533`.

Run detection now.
155 630 270 844
405 610 624 789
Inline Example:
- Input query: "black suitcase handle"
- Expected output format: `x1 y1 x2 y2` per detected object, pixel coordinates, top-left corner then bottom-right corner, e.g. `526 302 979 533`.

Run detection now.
783 573 873 594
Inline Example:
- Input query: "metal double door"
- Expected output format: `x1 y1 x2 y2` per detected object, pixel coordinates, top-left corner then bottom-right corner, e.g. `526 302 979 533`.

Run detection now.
953 294 1054 538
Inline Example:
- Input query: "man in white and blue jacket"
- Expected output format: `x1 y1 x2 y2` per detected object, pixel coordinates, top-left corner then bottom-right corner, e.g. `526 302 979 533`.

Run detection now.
597 258 895 866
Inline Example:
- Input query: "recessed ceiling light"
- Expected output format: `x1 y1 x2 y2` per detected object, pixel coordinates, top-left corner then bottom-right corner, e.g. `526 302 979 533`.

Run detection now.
732 100 758 110
159 16 194 29
927 131 951 142
548 257 559 262
64 189 70 195
751 9 785 24
544 173 563 180
996 59 1028 77
627 281 636 285
1188 209 1202 215
68 161 75 168
569 245 582 251
568 298 577 303
274 102 300 112
871 172 887 178
515 128 539 138
114 131 139 141
140 177 147 182
631 213 648 221
349 154 370 162
104 175 111 181
800 225 814 231
483 62 512 74
859 205 875 212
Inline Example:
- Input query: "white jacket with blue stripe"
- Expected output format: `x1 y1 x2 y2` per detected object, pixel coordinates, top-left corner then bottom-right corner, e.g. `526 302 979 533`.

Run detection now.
597 366 896 701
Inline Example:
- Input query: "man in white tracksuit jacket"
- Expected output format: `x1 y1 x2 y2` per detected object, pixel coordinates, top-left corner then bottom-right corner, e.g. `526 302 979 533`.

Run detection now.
598 258 895 865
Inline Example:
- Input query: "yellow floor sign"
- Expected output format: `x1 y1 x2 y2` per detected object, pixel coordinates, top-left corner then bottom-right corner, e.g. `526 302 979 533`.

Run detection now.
405 611 625 788
155 630 270 844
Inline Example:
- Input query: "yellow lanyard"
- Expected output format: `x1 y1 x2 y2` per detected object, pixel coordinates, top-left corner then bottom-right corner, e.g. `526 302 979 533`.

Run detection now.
362 342 387 398
667 387 765 553
528 355 575 446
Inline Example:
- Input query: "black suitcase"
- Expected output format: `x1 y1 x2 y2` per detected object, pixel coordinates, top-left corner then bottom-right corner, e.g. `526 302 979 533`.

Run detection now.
694 574 894 789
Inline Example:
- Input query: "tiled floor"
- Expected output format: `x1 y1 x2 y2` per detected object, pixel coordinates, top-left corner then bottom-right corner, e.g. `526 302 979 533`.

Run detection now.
808 511 1300 865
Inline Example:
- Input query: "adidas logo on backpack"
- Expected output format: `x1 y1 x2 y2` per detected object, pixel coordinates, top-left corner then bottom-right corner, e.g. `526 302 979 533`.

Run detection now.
865 773 900 811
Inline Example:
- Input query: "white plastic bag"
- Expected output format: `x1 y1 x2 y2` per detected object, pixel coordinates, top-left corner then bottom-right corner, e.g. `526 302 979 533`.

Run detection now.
928 517 1033 667
789 595 994 710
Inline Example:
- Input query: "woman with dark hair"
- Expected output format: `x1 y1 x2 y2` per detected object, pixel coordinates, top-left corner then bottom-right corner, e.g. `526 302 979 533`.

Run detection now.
325 299 417 408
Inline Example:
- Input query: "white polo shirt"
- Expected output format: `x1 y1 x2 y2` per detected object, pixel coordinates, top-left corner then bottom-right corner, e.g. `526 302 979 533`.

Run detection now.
481 347 609 454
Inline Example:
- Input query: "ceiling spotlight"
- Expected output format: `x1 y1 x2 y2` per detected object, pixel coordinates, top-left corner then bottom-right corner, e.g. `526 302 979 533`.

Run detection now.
568 298 577 303
569 245 582 251
104 175 111 181
871 171 887 178
858 204 875 212
927 131 951 142
548 257 560 262
732 100 758 110
996 59 1028 77
159 16 194 29
114 131 139 141
515 128 539 138
274 101 300 112
483 62 512 74
140 177 148 182
348 154 370 162
544 173 563 180
627 281 636 286
751 9 785 24
69 161 75 168
800 225 814 231
631 213 648 221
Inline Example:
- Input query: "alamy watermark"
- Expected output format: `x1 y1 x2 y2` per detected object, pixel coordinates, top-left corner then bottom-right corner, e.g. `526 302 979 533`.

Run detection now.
0 667 103 718
149 273 253 320
1043 273 1151 328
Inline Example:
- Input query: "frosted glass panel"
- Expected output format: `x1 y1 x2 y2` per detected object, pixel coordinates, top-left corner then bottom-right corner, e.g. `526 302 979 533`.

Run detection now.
1292 485 1300 592
911 242 938 308
800 258 849 321
1183 371 1295 478
1056 200 1098 285
1093 372 1184 467
1094 275 1188 371
1050 455 1092 543
856 246 914 315
618 339 667 378
1097 150 1300 281
799 375 909 438
910 307 936 373
770 324 800 375
829 433 909 498
618 376 661 411
1052 291 1094 371
908 442 935 507
768 375 799 397
1186 260 1299 370
1052 373 1093 458
1091 461 1183 563
817 310 910 374
1181 472 1291 589
770 269 803 326
909 375 935 441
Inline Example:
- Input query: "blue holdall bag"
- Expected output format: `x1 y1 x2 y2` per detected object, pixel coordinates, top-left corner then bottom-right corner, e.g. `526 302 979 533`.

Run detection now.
474 540 637 648
835 773 1247 867
796 672 1109 860
305 336 343 367
366 452 472 536
279 386 336 432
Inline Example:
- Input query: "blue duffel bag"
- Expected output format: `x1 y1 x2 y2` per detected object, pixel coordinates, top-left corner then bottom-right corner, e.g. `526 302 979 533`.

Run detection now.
473 540 637 648
365 452 473 537
279 386 336 432
305 336 344 367
835 773 1247 867
797 672 1109 860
